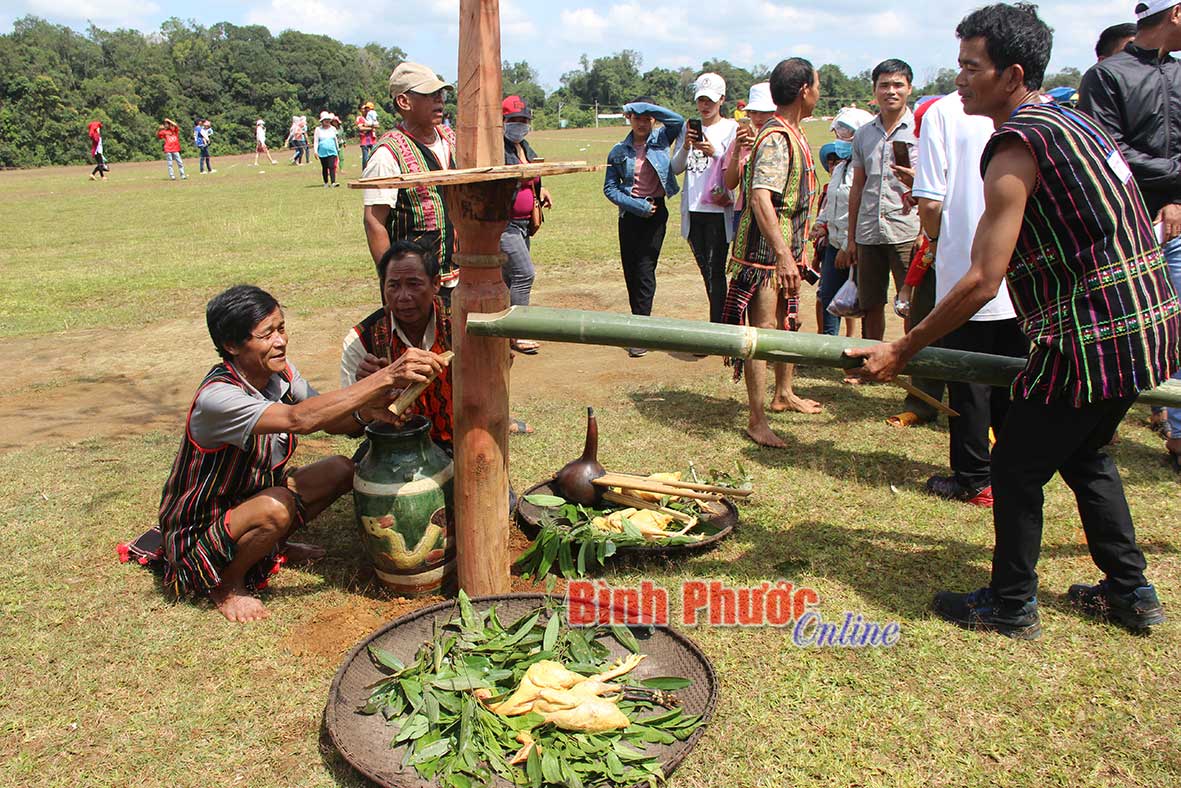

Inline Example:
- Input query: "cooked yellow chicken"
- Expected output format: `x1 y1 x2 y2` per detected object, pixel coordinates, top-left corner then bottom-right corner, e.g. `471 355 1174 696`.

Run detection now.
590 508 676 539
480 655 646 733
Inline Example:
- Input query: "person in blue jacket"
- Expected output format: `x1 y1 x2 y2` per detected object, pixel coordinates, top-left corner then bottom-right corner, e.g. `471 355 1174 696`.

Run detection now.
603 98 684 356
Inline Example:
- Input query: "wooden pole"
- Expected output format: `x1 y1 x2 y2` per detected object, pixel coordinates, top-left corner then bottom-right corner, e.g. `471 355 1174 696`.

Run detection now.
449 0 512 596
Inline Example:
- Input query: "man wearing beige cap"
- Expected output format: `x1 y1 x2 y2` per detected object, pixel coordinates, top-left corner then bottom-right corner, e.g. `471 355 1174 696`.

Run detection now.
362 62 459 306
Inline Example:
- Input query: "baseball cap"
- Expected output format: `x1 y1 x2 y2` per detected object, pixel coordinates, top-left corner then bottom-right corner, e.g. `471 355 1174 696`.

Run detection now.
502 95 533 119
694 72 726 102
388 62 454 97
745 82 776 113
1136 0 1180 19
362 101 375 110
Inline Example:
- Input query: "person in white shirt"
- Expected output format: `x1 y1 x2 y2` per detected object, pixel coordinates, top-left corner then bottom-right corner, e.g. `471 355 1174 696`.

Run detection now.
253 119 277 166
909 92 1025 506
671 72 738 323
811 107 873 336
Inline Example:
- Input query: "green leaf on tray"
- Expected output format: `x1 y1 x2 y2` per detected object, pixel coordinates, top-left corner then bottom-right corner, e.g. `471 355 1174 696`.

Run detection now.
368 645 405 672
542 613 560 652
524 493 567 507
610 624 641 654
639 676 693 690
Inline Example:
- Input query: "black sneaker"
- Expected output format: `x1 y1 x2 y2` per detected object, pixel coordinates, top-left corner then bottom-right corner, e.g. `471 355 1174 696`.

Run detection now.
626 347 648 358
926 475 994 507
932 587 1042 639
1066 580 1166 632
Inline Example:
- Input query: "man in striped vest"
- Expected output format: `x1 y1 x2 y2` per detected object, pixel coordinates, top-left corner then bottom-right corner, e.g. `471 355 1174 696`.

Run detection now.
850 2 1181 639
157 285 444 623
362 62 459 307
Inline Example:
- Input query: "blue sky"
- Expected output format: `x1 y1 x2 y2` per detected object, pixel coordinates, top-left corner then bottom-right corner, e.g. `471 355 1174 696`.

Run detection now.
3 0 1133 95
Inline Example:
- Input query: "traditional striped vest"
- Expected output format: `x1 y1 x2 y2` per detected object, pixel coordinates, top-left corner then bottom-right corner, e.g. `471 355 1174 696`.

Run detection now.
374 125 458 283
982 102 1181 405
352 301 454 445
157 363 296 594
729 116 816 277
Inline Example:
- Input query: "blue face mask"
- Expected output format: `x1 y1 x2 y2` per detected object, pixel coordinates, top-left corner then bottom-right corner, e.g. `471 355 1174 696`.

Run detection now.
504 122 530 143
832 140 853 160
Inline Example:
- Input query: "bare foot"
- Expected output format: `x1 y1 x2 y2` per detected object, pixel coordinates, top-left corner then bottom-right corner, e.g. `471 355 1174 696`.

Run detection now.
211 584 270 623
769 395 823 414
841 375 864 386
282 541 326 565
745 423 787 448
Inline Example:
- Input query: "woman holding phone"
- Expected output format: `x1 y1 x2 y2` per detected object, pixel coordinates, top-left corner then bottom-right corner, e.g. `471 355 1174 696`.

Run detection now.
671 73 738 324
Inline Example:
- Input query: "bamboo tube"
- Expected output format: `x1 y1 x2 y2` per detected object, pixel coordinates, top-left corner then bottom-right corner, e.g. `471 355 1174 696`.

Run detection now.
607 472 754 497
466 306 1181 408
600 490 696 526
388 351 454 415
591 475 724 502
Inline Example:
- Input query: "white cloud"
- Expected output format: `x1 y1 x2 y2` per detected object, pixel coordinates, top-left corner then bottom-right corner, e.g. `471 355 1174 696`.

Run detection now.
559 8 609 42
246 0 361 39
26 0 159 26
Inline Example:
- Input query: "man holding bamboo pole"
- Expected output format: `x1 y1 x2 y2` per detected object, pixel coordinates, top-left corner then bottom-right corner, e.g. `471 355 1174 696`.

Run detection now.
850 3 1181 639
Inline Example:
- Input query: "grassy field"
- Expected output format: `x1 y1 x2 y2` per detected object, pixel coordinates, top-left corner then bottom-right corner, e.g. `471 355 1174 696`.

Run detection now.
1 125 1180 788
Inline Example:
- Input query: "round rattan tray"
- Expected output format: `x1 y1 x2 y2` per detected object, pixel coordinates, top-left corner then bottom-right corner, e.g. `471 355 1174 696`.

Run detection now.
326 594 717 788
514 478 738 558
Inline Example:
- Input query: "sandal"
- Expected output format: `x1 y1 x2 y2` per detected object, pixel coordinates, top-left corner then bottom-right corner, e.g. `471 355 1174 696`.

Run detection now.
509 418 534 436
511 340 540 355
886 411 924 428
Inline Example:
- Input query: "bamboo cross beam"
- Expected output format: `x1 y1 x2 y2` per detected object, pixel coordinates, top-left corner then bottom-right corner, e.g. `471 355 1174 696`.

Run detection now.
466 306 1181 408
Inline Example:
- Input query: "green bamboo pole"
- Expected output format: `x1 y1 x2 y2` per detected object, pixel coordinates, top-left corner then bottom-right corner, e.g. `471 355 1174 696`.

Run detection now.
468 306 1181 408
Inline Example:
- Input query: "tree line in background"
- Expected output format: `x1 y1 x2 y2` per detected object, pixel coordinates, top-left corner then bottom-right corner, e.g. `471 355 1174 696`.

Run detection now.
0 15 1087 169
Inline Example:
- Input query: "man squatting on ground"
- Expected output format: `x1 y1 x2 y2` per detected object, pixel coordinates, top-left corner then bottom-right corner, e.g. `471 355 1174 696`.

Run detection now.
157 285 444 623
850 2 1181 639
362 62 459 308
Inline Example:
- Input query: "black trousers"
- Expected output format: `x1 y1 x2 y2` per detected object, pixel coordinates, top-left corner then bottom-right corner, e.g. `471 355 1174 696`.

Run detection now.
903 271 944 421
686 211 729 324
321 155 338 184
989 392 1148 606
618 200 668 316
941 318 1029 490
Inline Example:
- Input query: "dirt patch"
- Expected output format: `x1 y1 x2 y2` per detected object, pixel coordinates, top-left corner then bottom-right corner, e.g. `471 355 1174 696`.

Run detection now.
282 527 562 664
0 269 731 453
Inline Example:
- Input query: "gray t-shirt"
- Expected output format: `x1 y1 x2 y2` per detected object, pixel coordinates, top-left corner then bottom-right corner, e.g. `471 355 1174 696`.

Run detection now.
189 362 317 451
851 110 921 245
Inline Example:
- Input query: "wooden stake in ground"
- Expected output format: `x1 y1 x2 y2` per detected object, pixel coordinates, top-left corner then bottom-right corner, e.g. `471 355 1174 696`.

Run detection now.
450 0 512 597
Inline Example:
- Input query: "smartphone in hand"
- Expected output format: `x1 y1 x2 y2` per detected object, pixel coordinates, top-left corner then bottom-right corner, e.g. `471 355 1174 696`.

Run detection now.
687 117 703 141
892 140 911 169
